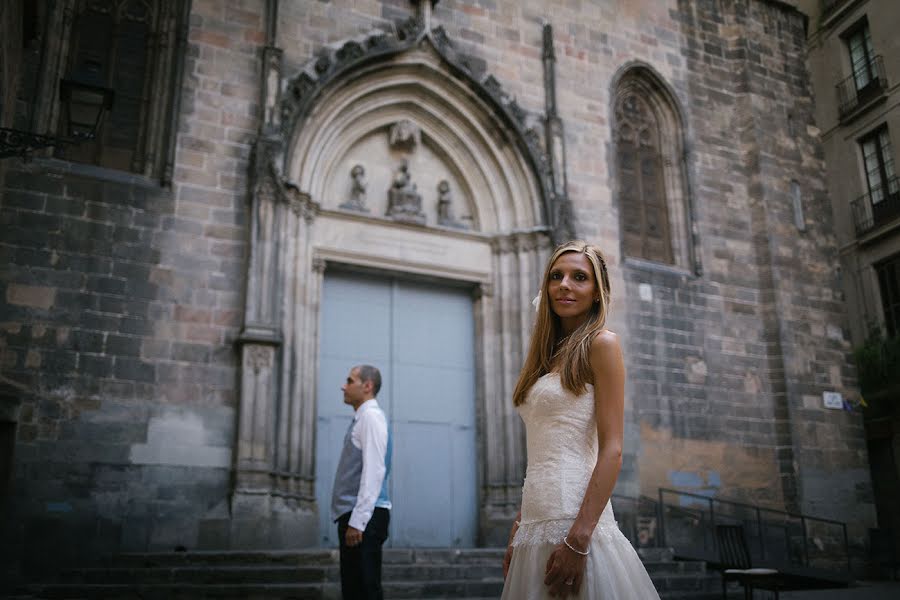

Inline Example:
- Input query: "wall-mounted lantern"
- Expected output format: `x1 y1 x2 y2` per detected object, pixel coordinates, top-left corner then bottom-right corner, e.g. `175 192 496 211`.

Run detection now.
58 61 114 140
0 61 114 160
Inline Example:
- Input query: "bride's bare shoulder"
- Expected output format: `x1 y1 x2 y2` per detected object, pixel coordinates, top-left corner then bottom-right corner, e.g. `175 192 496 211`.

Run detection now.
590 329 620 351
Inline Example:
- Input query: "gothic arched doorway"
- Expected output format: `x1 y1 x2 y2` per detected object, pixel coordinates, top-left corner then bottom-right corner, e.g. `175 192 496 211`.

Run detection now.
232 21 564 548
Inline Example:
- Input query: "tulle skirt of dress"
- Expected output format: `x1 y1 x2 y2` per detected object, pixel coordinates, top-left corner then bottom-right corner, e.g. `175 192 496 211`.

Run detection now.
501 532 660 600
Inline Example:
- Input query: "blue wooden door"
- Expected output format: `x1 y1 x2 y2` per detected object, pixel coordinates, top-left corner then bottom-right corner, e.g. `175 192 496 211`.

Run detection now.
315 271 477 548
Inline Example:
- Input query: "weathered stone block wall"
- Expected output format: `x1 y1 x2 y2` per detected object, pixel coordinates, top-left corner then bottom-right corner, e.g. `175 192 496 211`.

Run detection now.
615 0 873 551
677 0 871 526
0 0 264 579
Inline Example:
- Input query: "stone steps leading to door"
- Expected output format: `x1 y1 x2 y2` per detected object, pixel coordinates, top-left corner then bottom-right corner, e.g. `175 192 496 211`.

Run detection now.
14 547 729 599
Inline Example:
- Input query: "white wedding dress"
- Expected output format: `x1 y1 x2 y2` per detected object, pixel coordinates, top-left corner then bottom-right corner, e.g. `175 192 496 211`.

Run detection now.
501 373 660 599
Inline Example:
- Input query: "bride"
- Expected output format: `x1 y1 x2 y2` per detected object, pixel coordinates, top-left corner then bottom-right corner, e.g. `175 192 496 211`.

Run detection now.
501 241 660 599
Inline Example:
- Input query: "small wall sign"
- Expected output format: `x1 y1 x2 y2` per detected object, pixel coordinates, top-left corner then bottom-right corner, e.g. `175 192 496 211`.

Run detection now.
823 391 843 410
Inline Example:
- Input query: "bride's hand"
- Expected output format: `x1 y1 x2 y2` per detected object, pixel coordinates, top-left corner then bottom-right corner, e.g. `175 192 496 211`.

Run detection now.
544 543 587 597
503 544 514 578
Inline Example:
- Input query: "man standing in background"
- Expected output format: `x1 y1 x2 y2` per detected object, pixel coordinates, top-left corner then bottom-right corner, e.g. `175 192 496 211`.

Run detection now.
331 365 392 600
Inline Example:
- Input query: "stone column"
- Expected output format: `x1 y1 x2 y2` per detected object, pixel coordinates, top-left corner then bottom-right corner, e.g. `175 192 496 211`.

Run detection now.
231 140 285 546
479 231 550 545
231 140 320 547
273 193 319 511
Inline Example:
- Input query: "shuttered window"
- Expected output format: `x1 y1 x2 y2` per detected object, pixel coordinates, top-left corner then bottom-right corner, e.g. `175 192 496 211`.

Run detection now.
860 126 898 205
846 23 875 93
876 254 900 337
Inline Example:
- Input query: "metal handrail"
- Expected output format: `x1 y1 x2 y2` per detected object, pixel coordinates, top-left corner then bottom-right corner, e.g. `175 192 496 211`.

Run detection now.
658 487 849 527
850 176 900 235
657 487 851 575
836 55 887 118
610 493 664 548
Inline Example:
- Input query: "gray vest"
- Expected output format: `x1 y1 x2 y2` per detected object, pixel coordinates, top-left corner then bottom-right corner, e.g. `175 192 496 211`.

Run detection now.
331 410 392 522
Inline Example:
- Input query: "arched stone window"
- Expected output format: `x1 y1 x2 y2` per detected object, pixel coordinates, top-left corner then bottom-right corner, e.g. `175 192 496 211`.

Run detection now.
24 0 188 182
614 67 693 270
59 0 156 172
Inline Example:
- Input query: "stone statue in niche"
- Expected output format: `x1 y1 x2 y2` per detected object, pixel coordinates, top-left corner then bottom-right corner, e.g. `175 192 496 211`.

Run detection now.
385 160 425 225
436 180 467 229
389 120 420 152
340 164 369 212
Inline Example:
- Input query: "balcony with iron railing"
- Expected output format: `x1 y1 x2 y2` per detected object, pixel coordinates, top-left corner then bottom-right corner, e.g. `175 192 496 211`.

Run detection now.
851 176 900 237
821 0 851 21
837 56 888 121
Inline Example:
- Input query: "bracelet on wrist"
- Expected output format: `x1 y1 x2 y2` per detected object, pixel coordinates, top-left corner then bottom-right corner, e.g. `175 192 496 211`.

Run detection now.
563 535 590 556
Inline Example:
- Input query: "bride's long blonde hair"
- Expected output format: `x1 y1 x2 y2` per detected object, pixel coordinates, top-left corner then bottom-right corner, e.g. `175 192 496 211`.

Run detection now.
512 241 612 406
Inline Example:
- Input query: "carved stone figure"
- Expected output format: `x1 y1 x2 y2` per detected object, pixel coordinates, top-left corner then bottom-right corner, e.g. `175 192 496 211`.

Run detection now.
389 120 420 151
436 180 466 229
385 160 425 225
340 164 369 212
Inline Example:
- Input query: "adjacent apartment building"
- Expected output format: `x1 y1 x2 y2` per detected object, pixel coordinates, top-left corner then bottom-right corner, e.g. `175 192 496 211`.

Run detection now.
801 0 900 550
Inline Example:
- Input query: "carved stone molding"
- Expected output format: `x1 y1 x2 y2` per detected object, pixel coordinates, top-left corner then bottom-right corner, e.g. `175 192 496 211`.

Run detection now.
541 23 574 244
246 345 273 374
491 234 514 254
389 120 421 151
252 139 319 222
474 282 494 299
279 22 556 233
492 231 547 255
514 231 538 252
286 185 318 222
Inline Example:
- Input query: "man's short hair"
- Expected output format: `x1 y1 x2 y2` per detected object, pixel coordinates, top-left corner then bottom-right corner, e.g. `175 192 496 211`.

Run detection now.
356 364 382 396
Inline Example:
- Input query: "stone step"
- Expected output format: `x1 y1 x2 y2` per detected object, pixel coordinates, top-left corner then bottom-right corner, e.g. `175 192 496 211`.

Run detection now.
59 560 708 585
16 547 726 599
29 572 723 598
108 549 339 568
22 583 327 600
16 582 744 600
101 549 698 569
384 579 505 598
58 562 504 584
384 549 507 563
22 580 507 600
106 548 507 568
59 565 334 585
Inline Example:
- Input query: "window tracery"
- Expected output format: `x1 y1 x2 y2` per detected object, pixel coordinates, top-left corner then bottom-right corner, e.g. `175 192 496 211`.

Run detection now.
613 67 694 271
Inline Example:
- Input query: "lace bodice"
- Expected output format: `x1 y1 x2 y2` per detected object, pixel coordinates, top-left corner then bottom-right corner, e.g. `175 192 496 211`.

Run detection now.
511 372 618 546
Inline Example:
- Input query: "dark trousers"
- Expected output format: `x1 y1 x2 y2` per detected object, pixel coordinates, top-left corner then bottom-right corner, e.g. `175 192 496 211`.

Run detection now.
336 507 390 600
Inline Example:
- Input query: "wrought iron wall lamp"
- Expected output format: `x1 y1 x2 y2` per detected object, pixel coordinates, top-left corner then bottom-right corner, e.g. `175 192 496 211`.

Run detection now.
0 61 114 160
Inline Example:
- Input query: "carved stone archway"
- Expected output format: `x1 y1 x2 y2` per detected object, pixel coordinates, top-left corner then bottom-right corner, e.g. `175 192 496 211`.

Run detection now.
231 16 570 547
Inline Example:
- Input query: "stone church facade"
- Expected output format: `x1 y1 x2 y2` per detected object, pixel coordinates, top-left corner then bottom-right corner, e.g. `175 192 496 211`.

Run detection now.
0 0 876 579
